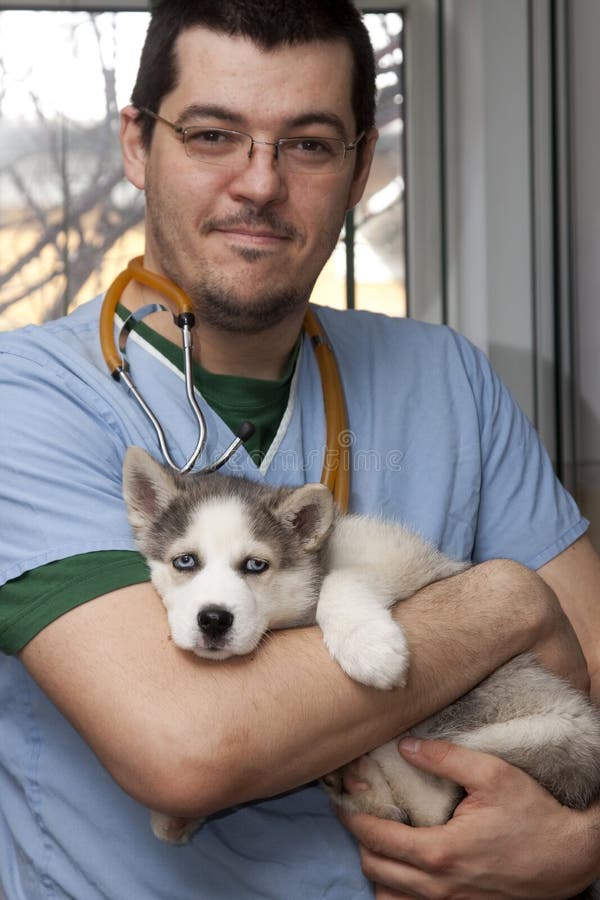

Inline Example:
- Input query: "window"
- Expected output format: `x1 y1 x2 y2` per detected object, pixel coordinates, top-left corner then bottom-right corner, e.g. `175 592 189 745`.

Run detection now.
0 10 147 329
312 12 406 316
0 8 407 329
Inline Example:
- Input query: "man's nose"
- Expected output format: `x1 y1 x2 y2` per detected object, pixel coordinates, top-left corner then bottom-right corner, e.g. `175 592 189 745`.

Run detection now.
227 141 288 206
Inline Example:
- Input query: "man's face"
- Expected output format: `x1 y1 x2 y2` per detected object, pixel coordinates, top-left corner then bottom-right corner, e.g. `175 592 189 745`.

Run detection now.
123 28 375 333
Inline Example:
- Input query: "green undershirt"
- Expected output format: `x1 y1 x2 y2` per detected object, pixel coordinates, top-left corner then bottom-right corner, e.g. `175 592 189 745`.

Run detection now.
0 310 301 654
124 306 300 464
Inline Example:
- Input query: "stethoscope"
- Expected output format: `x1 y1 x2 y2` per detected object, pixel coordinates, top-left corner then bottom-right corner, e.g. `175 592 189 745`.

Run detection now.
100 257 350 512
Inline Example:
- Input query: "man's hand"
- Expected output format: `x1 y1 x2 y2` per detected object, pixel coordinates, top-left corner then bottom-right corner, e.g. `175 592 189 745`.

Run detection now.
340 739 600 899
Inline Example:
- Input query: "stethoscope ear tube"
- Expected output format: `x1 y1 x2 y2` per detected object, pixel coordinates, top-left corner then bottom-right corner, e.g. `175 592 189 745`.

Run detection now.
304 309 350 512
100 267 134 377
99 257 195 378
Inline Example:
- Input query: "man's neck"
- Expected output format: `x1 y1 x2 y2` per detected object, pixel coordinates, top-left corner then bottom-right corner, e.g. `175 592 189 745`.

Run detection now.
121 279 306 381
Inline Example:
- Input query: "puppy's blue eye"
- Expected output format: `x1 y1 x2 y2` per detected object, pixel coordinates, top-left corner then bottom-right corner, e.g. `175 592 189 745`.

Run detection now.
172 554 198 571
244 558 269 574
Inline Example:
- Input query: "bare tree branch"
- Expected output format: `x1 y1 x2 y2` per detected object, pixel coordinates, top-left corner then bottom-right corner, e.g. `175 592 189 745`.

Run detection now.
7 166 48 230
0 11 146 325
0 268 63 313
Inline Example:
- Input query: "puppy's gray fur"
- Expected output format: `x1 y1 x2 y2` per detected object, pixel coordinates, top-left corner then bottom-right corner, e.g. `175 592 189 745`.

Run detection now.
122 447 600 897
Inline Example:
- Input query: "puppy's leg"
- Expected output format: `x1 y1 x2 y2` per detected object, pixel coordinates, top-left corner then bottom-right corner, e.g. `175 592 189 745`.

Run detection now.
150 810 205 844
323 740 462 826
318 516 467 689
368 739 463 826
316 569 410 689
322 754 410 822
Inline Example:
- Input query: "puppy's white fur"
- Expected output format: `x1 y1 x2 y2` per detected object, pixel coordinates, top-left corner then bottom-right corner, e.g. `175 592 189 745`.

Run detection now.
123 444 600 895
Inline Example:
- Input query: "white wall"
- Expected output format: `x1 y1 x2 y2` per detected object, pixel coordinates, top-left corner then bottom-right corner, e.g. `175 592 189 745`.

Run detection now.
443 0 545 427
441 0 599 546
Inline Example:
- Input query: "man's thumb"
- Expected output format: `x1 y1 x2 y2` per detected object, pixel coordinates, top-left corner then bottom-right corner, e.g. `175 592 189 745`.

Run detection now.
398 736 510 792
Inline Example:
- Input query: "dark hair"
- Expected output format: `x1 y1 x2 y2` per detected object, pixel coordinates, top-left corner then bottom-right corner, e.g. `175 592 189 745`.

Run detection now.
131 0 375 148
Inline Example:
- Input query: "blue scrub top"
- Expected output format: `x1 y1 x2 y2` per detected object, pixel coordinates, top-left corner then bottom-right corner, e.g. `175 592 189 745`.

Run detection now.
0 299 587 899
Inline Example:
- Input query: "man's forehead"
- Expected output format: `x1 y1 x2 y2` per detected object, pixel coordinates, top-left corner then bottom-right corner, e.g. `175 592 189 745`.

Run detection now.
168 27 356 131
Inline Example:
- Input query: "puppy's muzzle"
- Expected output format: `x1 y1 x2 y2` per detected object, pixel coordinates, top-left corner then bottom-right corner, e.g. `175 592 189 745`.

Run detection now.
197 606 234 642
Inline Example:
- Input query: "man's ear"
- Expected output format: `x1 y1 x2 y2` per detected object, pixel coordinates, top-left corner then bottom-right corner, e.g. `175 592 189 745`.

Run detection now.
120 105 148 191
346 126 378 212
122 446 179 533
275 483 336 551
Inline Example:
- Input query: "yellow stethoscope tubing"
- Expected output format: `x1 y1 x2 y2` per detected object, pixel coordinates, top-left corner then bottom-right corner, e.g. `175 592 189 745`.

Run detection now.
303 308 350 513
100 257 350 511
100 256 193 374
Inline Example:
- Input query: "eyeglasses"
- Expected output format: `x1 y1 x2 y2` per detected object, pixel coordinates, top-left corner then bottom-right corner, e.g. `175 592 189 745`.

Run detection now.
139 107 364 175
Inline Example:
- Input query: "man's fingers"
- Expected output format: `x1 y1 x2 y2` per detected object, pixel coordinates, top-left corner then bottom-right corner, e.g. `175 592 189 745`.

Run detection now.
338 808 447 869
351 821 462 897
338 810 411 859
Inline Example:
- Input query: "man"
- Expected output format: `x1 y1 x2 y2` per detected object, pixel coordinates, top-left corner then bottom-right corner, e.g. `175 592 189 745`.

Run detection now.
1 2 599 898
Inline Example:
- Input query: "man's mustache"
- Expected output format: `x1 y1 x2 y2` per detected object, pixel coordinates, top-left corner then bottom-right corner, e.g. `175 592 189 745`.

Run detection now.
203 211 300 241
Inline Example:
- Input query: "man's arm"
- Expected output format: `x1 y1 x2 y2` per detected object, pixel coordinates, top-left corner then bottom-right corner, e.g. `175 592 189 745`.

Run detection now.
538 534 600 697
19 558 583 819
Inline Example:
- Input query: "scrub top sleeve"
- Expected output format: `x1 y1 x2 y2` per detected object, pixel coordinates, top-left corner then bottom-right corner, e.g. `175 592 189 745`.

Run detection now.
0 349 137 584
453 334 588 569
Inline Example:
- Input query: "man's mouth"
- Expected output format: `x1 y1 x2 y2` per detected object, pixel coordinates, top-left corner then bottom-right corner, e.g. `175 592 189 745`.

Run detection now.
216 227 289 245
204 213 300 244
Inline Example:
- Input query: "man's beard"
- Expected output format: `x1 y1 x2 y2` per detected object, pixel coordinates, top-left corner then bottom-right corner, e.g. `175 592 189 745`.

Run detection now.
185 281 308 334
145 191 331 334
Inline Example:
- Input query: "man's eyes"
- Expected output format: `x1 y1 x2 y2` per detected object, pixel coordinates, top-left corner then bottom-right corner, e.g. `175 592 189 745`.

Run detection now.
186 128 238 144
286 138 337 155
183 129 337 153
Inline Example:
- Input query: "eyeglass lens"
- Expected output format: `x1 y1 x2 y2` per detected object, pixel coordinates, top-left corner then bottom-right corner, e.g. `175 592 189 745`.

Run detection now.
183 127 348 172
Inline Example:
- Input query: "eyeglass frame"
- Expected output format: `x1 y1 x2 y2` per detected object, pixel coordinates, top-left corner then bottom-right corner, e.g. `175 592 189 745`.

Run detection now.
138 107 365 173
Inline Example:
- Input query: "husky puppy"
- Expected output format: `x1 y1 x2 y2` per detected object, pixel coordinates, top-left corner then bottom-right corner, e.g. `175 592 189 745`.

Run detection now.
122 446 600 897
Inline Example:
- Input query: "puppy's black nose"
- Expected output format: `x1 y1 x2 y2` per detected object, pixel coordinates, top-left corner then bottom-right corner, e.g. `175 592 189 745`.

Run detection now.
197 606 234 637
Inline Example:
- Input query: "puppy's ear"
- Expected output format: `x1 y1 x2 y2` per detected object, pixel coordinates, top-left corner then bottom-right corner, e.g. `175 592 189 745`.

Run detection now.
122 446 179 531
275 483 336 550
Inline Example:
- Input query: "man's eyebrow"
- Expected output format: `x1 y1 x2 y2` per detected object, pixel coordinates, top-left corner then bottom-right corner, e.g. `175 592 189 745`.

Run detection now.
283 111 348 137
176 104 246 127
176 104 349 137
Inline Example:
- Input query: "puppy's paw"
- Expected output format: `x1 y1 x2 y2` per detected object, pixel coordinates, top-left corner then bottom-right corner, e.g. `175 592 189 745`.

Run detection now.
322 756 410 823
150 810 205 844
325 620 410 690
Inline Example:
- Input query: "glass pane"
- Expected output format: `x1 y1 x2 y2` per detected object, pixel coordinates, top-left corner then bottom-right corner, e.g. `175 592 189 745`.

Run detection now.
312 11 406 317
0 10 149 331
